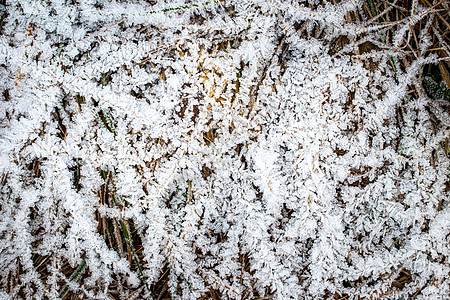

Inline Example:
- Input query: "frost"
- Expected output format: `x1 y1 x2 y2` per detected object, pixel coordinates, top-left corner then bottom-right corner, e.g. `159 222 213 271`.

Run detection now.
0 0 449 299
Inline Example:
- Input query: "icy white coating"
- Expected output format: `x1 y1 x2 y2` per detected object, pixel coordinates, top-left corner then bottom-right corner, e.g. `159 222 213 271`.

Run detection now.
0 0 449 299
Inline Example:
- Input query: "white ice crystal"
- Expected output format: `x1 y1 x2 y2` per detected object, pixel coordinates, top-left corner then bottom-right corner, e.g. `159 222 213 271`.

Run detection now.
0 0 449 299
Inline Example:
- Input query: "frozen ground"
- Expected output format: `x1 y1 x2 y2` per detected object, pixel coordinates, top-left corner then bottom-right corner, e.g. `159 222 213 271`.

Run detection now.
0 0 450 299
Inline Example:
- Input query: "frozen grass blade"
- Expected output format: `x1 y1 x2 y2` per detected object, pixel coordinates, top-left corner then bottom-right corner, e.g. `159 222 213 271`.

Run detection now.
147 0 221 15
59 260 87 299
